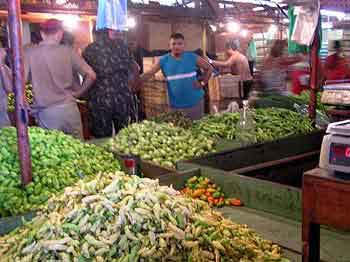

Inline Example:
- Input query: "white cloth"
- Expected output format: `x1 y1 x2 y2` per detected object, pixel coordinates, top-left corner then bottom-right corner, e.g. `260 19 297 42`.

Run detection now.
96 0 128 31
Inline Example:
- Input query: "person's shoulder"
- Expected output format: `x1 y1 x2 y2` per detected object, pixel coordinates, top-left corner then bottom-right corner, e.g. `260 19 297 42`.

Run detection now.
184 51 198 59
159 53 171 63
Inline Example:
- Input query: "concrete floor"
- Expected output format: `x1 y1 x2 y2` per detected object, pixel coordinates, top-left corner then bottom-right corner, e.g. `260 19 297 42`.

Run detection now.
219 206 350 262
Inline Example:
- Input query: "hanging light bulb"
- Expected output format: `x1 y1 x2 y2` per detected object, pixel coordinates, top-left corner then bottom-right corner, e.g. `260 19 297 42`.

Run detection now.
227 21 240 33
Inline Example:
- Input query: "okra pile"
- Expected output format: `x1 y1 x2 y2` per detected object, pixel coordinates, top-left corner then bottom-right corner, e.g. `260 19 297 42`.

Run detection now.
109 121 215 168
193 108 315 142
0 127 120 217
0 171 289 262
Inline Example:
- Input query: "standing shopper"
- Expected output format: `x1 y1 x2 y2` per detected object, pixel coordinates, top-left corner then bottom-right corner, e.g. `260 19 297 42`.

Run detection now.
141 33 213 120
246 36 257 77
83 30 139 138
324 40 349 81
209 39 253 99
0 48 12 128
23 19 96 138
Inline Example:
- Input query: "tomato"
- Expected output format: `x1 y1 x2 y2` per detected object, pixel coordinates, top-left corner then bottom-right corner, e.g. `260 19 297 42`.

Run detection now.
230 199 243 206
208 197 215 203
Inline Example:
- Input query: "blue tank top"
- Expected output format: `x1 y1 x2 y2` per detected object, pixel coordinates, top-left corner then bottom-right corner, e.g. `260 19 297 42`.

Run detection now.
160 52 204 108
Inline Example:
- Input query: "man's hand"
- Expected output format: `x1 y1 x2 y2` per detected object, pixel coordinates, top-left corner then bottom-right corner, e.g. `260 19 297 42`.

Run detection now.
193 80 205 89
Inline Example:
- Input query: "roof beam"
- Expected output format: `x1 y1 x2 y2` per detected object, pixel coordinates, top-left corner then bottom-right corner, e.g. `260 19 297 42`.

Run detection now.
205 0 220 17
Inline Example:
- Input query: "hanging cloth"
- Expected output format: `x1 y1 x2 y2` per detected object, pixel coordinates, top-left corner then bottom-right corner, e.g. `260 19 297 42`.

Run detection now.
96 0 128 31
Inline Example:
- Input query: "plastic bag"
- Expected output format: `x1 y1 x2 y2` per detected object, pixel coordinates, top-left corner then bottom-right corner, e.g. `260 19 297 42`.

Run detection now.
96 0 128 31
291 1 320 46
235 100 257 146
293 103 330 129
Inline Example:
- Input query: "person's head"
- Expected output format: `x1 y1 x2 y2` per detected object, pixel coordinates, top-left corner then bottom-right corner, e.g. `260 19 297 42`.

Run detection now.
194 48 204 57
169 33 185 56
40 19 64 43
334 40 341 54
269 40 287 58
61 31 74 46
108 29 125 40
225 39 239 55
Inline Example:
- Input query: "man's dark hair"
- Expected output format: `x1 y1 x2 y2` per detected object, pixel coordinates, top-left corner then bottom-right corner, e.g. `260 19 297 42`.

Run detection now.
170 33 185 40
334 40 341 50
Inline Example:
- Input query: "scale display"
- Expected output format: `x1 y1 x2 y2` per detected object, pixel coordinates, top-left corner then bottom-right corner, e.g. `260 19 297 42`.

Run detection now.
329 143 350 167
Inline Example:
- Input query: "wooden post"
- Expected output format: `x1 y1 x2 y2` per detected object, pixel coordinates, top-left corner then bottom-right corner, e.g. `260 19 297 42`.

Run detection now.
7 0 32 186
308 19 320 123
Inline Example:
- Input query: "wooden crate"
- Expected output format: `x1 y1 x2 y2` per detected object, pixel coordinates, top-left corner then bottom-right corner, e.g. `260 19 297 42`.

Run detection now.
141 80 170 118
143 57 166 81
208 75 241 101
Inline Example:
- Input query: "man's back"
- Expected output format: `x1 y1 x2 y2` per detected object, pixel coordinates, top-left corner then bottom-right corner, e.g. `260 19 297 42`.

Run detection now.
234 52 252 81
25 43 83 108
83 37 131 83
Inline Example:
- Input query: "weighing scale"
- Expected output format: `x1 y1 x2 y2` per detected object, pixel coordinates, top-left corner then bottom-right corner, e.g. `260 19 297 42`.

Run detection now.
319 120 350 174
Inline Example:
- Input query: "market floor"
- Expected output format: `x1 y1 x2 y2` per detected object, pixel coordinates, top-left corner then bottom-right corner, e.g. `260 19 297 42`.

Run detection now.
219 206 350 262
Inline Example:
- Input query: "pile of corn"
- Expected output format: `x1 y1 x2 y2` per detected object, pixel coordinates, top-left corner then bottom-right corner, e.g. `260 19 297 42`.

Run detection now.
0 172 289 262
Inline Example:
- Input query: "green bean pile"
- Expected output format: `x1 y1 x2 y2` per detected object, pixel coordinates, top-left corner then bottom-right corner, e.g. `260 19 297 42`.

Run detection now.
192 108 315 142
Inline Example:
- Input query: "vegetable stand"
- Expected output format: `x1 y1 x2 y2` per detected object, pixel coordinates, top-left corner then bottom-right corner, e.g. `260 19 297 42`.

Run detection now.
159 168 350 261
178 130 324 173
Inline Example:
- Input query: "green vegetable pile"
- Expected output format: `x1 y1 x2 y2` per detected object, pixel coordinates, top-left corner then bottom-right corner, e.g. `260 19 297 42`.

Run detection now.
0 127 120 217
151 111 192 129
0 171 289 262
108 121 215 168
192 108 315 142
254 108 315 142
8 84 33 112
192 113 240 140
256 91 327 113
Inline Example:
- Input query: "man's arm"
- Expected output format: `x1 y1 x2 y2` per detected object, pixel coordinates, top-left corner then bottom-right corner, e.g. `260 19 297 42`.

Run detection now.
140 60 161 82
129 60 142 93
210 56 235 68
0 48 12 93
71 51 96 98
196 56 213 85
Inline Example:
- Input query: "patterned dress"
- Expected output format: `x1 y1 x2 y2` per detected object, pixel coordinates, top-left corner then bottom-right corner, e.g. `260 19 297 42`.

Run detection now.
83 35 136 138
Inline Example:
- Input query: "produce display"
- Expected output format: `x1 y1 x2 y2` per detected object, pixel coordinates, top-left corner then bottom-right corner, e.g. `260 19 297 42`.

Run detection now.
0 171 289 261
254 108 314 142
0 127 119 217
256 91 326 112
192 113 240 140
181 176 243 207
152 111 192 129
193 108 315 142
108 121 215 168
8 84 33 112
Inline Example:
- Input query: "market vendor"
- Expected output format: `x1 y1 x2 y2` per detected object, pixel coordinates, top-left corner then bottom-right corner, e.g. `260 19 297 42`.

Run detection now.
0 48 12 128
324 40 349 81
141 33 213 120
83 29 139 138
208 39 253 100
22 19 96 138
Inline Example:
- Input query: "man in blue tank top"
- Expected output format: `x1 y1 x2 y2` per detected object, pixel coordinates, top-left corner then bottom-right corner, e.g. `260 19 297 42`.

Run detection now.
141 33 213 120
